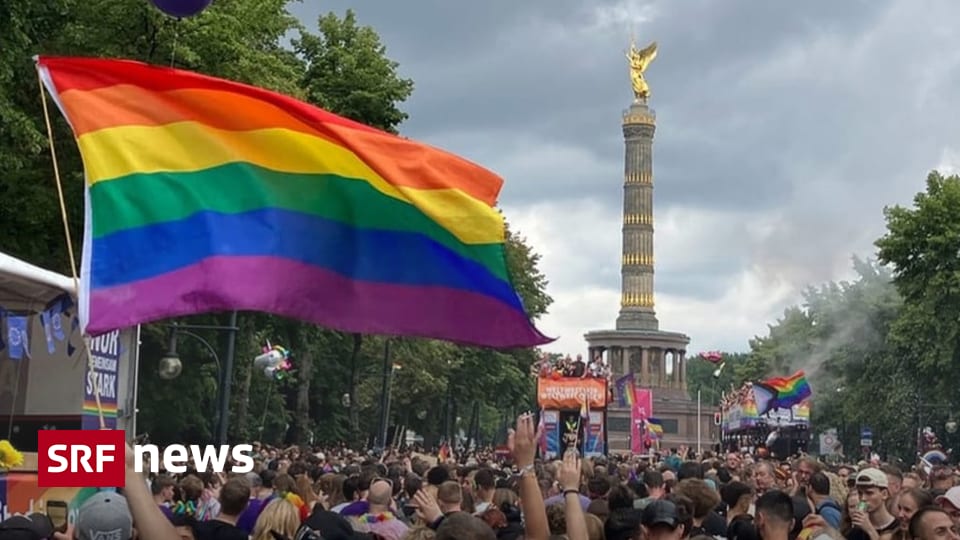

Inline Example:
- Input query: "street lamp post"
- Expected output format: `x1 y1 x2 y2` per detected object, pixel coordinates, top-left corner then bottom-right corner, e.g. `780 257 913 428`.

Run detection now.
159 311 239 445
377 340 402 450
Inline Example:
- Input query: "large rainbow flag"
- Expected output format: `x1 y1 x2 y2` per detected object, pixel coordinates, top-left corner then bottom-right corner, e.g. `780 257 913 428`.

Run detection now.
36 57 551 348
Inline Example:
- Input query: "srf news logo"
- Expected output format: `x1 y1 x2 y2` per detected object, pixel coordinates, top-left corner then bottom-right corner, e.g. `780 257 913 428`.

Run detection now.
38 430 254 487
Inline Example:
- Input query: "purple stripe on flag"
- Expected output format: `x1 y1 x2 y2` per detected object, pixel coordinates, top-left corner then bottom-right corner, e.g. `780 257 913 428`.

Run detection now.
87 256 551 348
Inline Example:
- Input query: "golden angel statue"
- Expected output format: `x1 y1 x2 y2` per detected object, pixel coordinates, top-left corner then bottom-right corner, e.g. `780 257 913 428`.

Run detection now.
627 40 658 100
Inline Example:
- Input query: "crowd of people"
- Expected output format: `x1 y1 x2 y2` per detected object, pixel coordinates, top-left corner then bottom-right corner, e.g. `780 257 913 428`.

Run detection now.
3 415 960 540
533 354 610 380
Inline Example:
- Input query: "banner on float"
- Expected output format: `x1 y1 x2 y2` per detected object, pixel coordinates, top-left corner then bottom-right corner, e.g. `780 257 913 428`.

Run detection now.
584 411 604 458
630 388 653 454
82 330 121 429
543 410 560 459
0 472 97 521
537 378 607 410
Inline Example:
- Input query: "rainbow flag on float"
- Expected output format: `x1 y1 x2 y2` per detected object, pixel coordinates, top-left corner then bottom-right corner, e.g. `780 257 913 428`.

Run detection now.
761 370 812 411
35 57 550 348
615 373 636 407
646 418 664 439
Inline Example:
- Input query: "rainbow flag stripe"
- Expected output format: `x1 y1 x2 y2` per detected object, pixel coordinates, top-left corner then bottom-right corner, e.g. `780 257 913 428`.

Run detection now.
765 370 812 405
36 57 551 348
82 401 119 415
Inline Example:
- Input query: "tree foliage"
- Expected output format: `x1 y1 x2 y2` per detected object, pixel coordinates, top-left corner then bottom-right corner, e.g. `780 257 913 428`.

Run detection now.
722 172 960 460
0 1 552 448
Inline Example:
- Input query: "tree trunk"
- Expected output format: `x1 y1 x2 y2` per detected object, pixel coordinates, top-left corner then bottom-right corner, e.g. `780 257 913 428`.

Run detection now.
294 350 313 445
234 347 254 441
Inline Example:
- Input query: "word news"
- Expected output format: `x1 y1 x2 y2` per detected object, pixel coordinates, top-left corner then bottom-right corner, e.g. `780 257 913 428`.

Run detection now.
38 430 253 487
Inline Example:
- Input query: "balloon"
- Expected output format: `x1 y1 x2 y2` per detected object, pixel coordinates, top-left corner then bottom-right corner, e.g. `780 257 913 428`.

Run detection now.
254 342 292 380
254 349 285 371
150 0 212 18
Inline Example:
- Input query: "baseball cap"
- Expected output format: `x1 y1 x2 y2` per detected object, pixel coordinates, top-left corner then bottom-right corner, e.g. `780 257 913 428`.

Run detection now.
641 499 679 528
936 486 960 509
74 492 133 540
0 514 52 540
855 468 888 489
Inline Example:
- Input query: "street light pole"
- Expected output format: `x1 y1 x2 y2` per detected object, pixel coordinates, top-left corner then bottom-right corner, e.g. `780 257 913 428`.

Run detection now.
217 310 238 446
378 339 392 449
159 312 239 446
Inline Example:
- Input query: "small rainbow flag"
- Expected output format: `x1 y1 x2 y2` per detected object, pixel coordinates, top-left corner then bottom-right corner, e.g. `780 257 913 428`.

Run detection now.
615 373 636 407
764 370 812 409
36 57 551 348
647 417 664 438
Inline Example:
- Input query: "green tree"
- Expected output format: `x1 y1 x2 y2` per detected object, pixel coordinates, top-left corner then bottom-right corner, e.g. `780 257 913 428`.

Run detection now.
686 352 744 406
295 9 414 134
1 1 554 448
876 172 960 395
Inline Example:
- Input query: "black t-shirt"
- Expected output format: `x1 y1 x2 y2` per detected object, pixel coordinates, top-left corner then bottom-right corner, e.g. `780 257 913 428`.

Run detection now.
728 514 760 540
703 510 730 537
844 518 899 540
193 519 249 540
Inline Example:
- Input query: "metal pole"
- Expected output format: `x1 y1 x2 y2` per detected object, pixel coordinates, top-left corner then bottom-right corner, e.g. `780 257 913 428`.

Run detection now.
697 389 702 456
382 368 394 450
130 325 142 437
378 339 392 449
216 311 238 445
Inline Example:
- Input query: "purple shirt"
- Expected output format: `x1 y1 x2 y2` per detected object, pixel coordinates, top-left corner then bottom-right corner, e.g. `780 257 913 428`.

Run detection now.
339 500 370 517
237 494 275 534
543 493 591 510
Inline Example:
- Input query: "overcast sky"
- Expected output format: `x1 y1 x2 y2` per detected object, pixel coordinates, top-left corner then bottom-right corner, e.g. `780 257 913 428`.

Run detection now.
290 0 960 356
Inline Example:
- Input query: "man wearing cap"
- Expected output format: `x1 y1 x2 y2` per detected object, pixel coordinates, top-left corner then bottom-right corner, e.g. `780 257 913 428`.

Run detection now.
0 514 55 540
74 491 134 540
848 468 898 540
641 499 686 540
935 486 960 528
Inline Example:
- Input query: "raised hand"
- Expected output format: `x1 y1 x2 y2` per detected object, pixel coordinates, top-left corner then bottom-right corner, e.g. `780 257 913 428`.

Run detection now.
507 413 542 467
559 449 581 492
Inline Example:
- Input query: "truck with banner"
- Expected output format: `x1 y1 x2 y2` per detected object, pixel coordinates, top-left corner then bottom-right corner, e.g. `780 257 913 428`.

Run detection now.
535 354 608 459
721 374 812 458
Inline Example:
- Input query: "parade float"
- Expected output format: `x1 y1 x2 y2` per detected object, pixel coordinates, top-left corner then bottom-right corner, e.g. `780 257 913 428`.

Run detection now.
0 250 140 517
534 353 609 459
721 370 812 458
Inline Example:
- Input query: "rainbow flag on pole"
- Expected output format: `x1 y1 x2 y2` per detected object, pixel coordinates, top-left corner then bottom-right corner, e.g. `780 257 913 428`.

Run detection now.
36 57 551 348
764 370 812 409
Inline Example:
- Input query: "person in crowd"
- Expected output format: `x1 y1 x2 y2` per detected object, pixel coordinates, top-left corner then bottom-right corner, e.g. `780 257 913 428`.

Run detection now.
193 476 250 540
352 478 407 540
756 491 795 540
152 475 177 520
894 489 935 540
936 487 960 528
848 468 899 540
810 471 843 530
251 499 300 540
909 507 960 540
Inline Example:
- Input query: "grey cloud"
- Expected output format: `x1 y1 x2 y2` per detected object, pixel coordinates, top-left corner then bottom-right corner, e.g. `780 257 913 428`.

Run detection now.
287 0 960 351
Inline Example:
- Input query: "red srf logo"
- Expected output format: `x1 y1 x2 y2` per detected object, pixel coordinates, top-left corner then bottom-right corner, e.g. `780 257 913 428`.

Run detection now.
38 430 125 487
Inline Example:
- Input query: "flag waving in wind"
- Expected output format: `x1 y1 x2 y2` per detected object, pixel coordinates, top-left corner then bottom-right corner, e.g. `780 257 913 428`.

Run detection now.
35 56 552 349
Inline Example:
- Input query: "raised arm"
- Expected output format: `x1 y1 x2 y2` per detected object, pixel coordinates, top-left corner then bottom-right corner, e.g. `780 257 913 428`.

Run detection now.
510 414 548 540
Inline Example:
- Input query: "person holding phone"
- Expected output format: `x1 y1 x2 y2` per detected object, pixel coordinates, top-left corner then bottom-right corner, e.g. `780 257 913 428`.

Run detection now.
46 501 69 534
